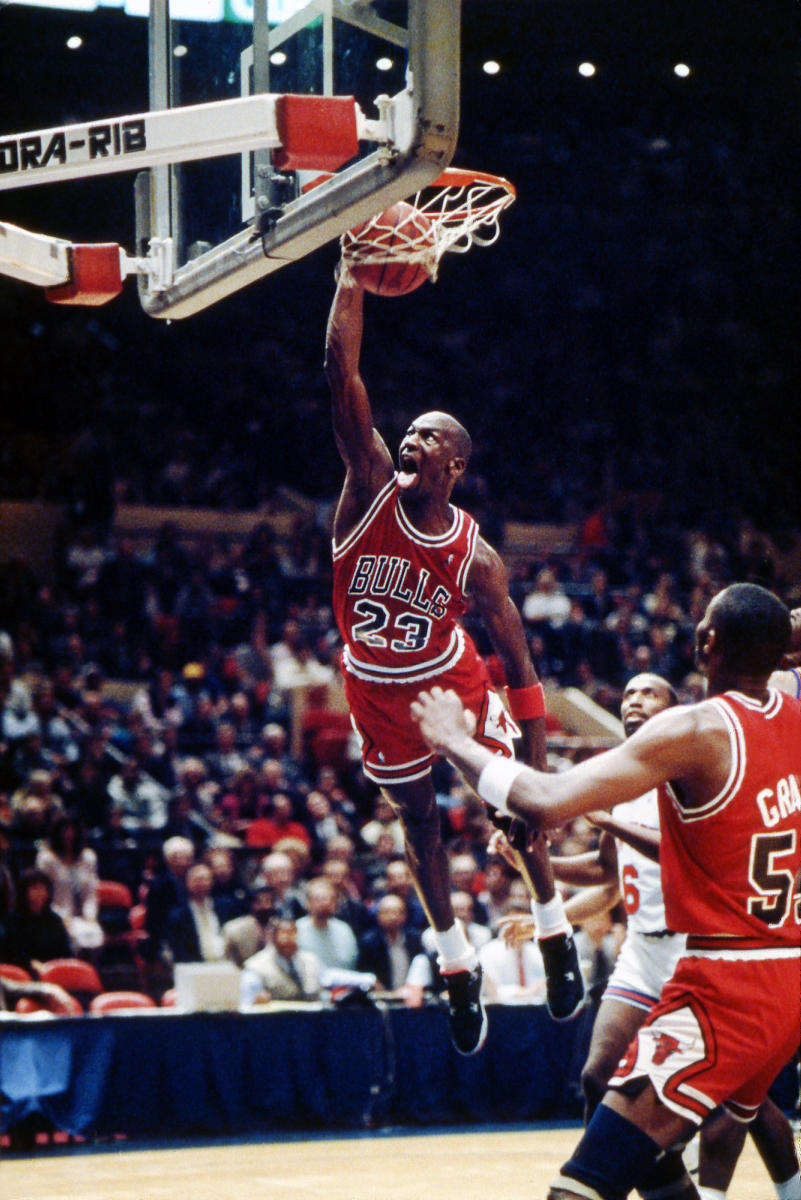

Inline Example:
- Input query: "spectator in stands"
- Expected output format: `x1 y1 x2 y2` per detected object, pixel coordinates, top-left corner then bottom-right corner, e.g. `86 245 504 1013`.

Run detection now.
223 885 275 967
379 859 427 935
106 754 170 842
522 566 571 627
176 685 218 756
30 678 80 769
1 867 72 970
357 894 422 992
319 856 374 937
359 794 405 857
240 916 322 1005
130 668 185 735
450 890 492 950
255 722 304 787
478 884 548 1005
143 835 195 960
255 850 306 920
296 877 358 971
245 792 311 851
476 855 514 932
204 720 249 786
205 845 249 918
35 811 103 955
164 861 234 964
448 853 489 923
172 757 218 827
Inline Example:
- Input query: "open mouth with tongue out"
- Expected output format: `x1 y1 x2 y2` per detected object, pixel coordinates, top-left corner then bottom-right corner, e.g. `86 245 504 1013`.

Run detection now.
398 450 420 490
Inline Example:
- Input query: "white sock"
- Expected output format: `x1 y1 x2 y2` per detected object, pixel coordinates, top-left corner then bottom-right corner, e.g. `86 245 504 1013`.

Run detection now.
433 922 479 973
775 1174 801 1200
696 1188 726 1200
532 894 572 939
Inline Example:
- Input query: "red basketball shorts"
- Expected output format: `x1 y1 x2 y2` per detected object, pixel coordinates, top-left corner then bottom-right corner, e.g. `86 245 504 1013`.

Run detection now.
343 642 520 786
608 949 801 1124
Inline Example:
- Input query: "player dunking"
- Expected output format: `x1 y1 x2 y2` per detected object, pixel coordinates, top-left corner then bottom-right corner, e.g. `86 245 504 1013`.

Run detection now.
324 273 583 1054
411 582 801 1198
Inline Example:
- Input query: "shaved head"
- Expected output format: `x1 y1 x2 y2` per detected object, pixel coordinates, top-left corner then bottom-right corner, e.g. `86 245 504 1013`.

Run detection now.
415 411 472 466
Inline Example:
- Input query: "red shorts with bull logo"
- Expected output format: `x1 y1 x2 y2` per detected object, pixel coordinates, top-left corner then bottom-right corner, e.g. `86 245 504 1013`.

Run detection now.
343 639 520 786
608 945 801 1124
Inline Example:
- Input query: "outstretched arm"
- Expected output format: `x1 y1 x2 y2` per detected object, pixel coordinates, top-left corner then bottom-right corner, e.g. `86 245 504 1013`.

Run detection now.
587 811 661 863
467 539 546 771
410 686 726 830
324 276 393 529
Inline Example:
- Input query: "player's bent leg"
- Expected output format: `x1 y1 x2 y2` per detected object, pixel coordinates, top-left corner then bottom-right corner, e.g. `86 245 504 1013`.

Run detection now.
748 1095 801 1196
697 1107 748 1196
549 1091 696 1200
581 998 648 1123
698 1096 801 1200
383 779 487 1056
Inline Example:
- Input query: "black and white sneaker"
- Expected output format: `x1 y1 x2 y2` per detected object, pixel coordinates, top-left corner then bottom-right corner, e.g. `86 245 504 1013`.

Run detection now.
445 965 488 1055
539 931 585 1022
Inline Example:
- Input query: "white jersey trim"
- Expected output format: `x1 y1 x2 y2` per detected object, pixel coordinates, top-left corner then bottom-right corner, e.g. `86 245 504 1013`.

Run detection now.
331 476 396 561
670 697 746 823
455 517 479 599
342 625 466 684
395 497 462 546
683 944 800 961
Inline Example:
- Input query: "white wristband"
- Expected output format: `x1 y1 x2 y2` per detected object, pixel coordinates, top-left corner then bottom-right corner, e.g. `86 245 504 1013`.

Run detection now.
476 757 525 816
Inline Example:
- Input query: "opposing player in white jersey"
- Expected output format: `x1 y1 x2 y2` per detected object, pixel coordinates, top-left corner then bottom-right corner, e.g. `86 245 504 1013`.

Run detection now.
534 674 684 1121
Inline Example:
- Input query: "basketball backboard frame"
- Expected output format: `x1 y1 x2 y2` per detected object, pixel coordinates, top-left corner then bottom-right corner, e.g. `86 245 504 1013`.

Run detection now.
136 0 461 318
0 0 461 320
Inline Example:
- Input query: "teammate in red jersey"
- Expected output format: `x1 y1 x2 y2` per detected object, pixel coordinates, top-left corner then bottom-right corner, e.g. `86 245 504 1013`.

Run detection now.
324 274 583 1055
411 582 800 1199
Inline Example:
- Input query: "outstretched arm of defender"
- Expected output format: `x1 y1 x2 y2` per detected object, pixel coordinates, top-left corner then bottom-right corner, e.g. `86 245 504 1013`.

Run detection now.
410 686 723 830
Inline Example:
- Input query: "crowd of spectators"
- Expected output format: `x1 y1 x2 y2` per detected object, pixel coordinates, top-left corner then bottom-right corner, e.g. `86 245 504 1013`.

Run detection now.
0 483 797 1008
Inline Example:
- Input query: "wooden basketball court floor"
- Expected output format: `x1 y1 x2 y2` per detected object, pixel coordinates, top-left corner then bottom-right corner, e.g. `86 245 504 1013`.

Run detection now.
0 1123 781 1200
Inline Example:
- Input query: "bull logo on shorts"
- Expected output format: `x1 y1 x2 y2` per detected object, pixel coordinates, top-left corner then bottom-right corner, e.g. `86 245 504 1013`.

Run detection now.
651 1031 682 1064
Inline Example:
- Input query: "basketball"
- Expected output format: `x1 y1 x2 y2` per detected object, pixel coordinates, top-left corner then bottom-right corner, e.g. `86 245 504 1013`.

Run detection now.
343 201 433 297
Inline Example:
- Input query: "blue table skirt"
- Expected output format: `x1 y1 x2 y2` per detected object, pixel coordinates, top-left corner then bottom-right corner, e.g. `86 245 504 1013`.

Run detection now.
0 1002 594 1138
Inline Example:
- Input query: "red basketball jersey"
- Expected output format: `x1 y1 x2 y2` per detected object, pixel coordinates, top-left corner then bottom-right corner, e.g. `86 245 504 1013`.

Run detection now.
332 476 479 685
659 689 801 947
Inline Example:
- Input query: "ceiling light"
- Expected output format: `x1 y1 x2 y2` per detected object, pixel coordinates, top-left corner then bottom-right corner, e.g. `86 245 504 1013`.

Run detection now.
66 35 83 50
375 56 393 72
270 50 288 66
482 60 501 76
578 62 596 78
674 62 691 78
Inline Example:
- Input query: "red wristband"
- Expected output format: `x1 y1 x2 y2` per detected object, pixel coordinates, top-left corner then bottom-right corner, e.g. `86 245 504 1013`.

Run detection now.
505 683 546 721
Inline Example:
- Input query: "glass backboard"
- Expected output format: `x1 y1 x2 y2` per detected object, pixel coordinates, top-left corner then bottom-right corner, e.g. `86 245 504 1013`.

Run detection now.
137 0 460 318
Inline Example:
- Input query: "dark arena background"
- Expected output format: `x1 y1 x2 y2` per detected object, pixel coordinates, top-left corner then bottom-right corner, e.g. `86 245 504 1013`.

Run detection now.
1 1 800 540
0 3 798 1190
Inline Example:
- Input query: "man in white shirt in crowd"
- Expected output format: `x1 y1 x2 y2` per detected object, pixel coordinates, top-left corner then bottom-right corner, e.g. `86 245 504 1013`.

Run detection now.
295 877 358 971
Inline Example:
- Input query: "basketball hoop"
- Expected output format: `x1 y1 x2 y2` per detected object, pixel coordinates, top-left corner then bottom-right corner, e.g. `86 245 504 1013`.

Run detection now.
340 168 516 284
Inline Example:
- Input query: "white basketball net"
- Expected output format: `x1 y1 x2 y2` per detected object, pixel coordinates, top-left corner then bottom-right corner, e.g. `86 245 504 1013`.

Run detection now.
340 170 516 283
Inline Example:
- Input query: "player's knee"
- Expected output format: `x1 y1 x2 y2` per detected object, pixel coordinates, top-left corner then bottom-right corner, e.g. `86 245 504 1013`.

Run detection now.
557 1103 665 1200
